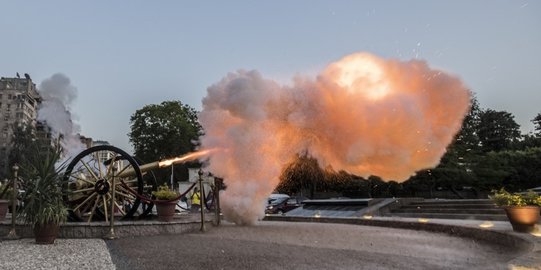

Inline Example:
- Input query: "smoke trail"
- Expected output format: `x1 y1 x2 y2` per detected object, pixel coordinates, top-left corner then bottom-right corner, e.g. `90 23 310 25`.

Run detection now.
199 52 470 225
38 73 85 159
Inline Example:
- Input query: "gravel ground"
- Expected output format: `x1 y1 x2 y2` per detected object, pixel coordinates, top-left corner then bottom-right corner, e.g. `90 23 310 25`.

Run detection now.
106 221 523 270
0 238 115 270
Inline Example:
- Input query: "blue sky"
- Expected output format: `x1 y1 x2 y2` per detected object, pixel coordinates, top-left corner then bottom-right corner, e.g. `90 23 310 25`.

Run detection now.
1 1 539 153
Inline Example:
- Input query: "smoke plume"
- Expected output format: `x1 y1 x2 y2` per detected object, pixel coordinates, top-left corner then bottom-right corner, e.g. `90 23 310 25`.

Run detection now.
199 52 470 225
38 73 85 159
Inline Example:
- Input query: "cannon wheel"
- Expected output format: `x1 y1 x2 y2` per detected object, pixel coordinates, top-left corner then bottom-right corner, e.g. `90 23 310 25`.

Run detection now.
63 145 147 222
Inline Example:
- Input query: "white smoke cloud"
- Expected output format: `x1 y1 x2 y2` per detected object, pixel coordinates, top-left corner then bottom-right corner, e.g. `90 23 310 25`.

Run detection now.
38 73 85 159
199 52 470 225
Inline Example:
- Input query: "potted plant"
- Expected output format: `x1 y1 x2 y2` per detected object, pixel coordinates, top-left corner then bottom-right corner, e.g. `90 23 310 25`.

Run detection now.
152 184 180 222
490 188 541 233
20 147 68 244
0 184 13 221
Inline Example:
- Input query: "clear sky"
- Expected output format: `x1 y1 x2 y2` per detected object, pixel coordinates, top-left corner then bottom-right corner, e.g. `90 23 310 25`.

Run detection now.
1 1 539 153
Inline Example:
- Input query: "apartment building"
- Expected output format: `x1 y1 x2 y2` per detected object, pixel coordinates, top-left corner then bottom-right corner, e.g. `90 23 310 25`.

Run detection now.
0 75 42 175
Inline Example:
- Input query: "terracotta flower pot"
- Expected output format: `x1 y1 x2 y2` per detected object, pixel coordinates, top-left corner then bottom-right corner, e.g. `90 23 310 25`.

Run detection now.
504 206 540 233
155 200 178 222
34 222 60 244
0 200 8 221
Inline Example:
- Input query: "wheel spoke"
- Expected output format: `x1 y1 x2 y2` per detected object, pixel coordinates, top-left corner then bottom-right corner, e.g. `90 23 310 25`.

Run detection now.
69 174 96 186
97 151 104 179
114 201 126 216
116 189 136 201
117 185 137 197
81 194 98 214
70 187 95 194
73 192 98 211
81 159 100 181
106 193 127 216
105 154 118 178
87 195 101 223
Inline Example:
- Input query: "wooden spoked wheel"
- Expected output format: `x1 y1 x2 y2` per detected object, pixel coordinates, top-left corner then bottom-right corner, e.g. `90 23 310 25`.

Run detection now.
62 145 155 222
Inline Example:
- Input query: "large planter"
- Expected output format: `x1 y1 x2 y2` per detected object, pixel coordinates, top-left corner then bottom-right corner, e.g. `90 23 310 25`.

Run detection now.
0 200 8 221
504 206 540 233
155 200 178 222
34 222 60 244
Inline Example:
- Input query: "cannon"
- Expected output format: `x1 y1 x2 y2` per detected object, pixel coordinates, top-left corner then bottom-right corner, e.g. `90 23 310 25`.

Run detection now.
62 145 208 222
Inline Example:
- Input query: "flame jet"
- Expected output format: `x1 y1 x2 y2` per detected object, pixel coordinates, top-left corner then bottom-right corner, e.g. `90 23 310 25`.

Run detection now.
199 52 471 225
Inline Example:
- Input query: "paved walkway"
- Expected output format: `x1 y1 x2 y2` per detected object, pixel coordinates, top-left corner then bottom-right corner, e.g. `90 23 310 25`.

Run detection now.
0 217 539 269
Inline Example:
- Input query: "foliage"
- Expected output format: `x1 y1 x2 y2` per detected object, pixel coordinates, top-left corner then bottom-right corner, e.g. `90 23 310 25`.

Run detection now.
128 100 202 185
532 113 541 137
20 146 68 228
477 109 521 152
490 188 541 207
473 148 541 192
276 153 325 198
440 94 481 168
0 185 14 200
0 123 37 179
152 184 179 200
514 134 541 150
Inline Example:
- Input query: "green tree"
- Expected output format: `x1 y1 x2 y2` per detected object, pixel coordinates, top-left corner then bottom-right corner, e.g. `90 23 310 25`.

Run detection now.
276 154 325 198
477 109 520 152
515 134 541 150
9 123 38 165
0 123 37 179
532 113 541 137
474 148 541 192
128 101 202 185
440 94 481 168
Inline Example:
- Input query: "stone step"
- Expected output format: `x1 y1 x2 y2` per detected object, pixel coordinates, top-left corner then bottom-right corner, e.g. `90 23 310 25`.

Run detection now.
390 212 509 221
412 199 494 205
391 208 505 214
403 204 500 209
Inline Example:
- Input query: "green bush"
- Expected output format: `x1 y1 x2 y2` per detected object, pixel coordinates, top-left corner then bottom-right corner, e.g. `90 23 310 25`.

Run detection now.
152 184 179 200
490 188 541 207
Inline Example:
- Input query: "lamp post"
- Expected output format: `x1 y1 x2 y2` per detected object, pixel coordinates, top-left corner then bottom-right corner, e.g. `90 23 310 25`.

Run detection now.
106 166 117 240
5 164 19 240
198 169 205 232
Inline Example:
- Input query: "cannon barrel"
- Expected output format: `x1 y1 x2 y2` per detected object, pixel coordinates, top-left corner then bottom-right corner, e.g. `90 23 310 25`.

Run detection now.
115 149 216 178
116 161 160 178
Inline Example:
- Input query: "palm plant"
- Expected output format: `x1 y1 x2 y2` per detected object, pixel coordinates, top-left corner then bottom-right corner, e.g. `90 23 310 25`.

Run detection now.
20 145 68 228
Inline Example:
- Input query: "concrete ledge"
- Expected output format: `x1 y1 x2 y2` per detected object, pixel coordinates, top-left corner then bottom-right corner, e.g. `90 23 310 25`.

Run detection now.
0 214 214 239
264 215 541 269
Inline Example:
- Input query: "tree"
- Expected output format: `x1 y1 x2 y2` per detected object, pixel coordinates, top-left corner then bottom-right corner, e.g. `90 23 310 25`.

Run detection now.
515 134 541 150
128 101 202 185
477 109 520 152
532 113 541 137
474 148 541 192
0 123 37 179
440 94 481 168
9 123 38 165
276 154 325 198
